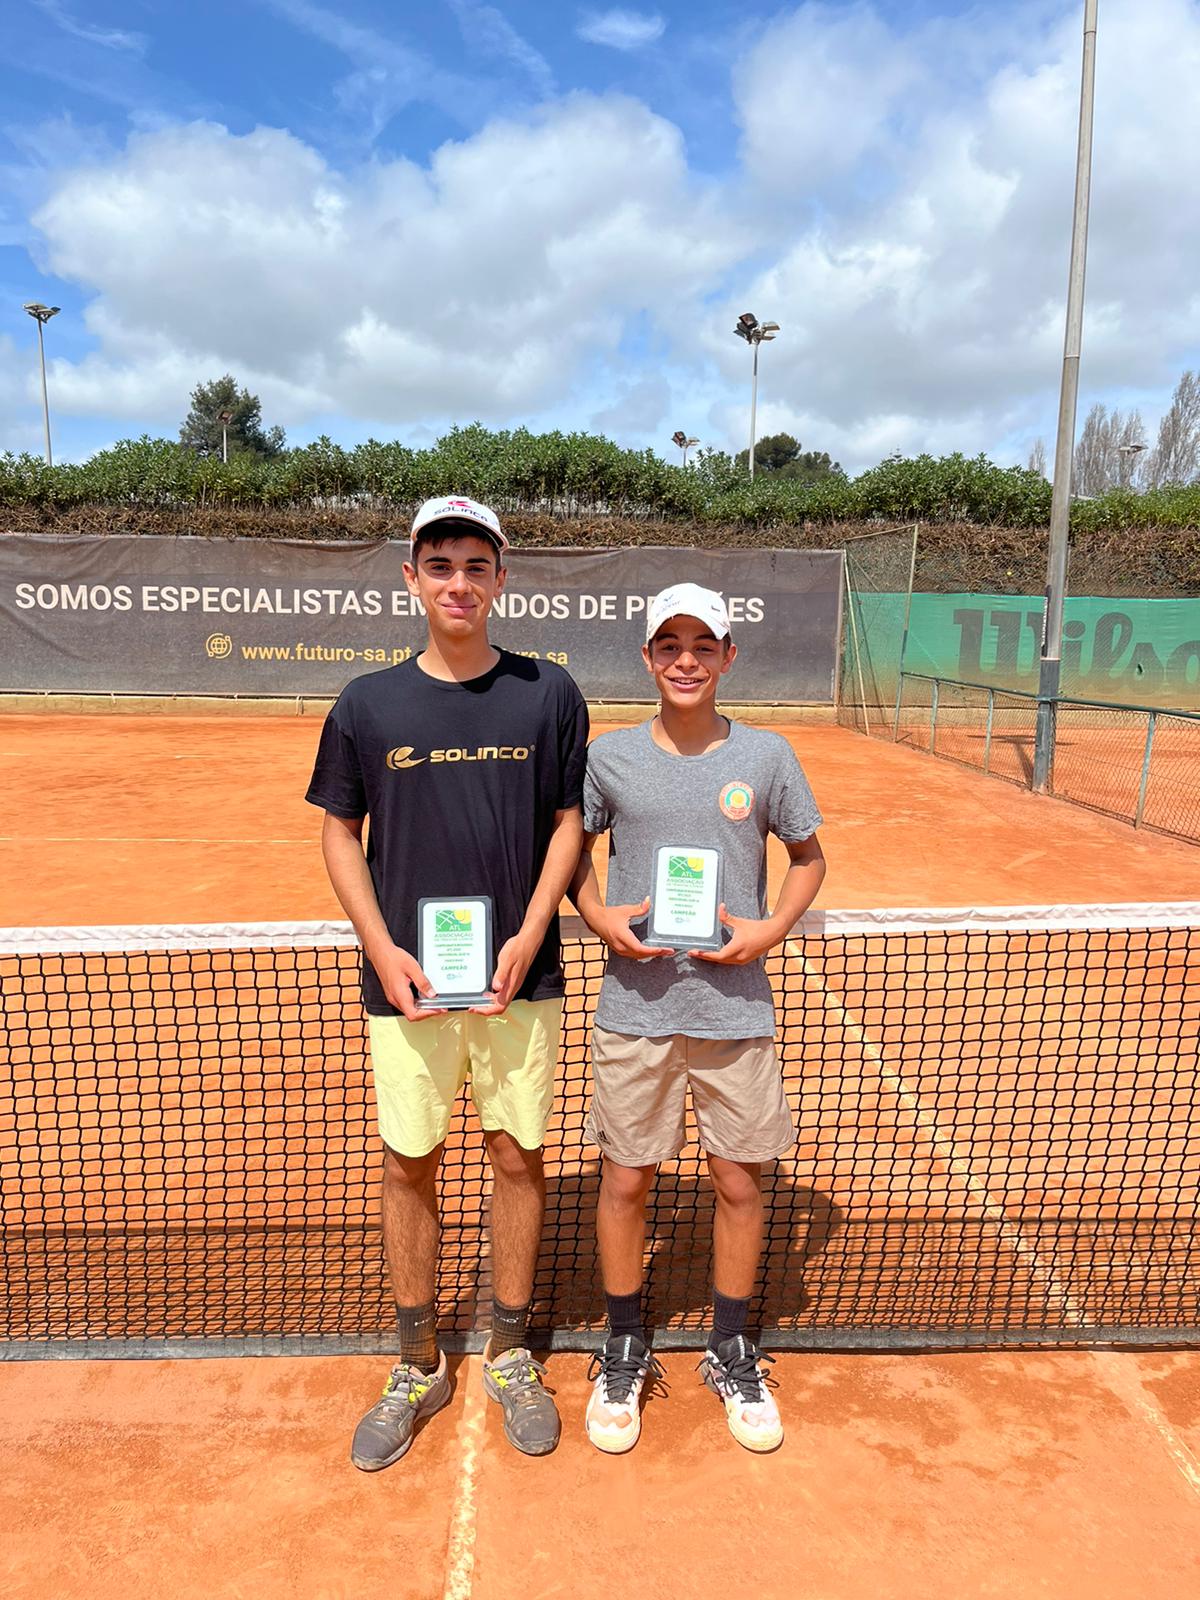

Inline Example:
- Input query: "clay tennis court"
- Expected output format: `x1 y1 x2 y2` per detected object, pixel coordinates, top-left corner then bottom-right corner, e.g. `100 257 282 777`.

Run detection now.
3 712 1200 1599
889 701 1200 838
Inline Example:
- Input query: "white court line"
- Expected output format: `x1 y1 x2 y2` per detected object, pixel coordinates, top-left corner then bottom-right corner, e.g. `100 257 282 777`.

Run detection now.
786 936 1200 1503
785 938 1089 1330
442 1357 488 1600
1088 1353 1200 1500
0 835 311 845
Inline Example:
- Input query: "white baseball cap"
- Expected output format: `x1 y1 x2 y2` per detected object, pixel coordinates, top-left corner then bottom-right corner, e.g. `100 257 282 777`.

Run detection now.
645 582 731 644
411 495 508 556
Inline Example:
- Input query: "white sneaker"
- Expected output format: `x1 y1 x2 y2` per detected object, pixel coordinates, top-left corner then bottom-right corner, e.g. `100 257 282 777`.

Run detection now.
699 1336 783 1453
585 1334 663 1454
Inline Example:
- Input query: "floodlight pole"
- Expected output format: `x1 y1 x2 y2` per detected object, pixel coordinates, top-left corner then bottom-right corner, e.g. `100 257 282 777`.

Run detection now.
36 317 52 467
671 430 699 467
23 302 60 466
1034 0 1098 794
749 341 760 481
734 314 778 478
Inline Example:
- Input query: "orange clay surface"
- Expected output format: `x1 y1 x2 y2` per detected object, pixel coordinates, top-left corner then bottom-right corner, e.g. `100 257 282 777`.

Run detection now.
3 713 1200 1600
3 714 1200 926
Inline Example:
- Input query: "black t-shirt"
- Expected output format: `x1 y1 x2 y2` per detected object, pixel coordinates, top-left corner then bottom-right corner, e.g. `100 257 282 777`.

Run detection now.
305 651 589 1014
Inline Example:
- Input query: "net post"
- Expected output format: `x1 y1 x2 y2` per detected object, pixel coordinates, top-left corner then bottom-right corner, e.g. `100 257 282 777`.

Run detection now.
892 672 905 741
1134 711 1156 827
929 676 939 752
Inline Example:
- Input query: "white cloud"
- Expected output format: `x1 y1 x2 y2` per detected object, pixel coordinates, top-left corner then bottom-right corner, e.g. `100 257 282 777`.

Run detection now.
577 10 665 51
33 0 147 54
15 0 1200 470
590 373 671 435
0 333 49 454
448 0 556 97
263 0 479 140
734 3 921 186
31 99 734 430
708 0 1200 463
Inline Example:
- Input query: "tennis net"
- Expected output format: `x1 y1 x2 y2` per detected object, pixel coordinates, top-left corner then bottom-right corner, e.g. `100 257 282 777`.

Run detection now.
2 906 1198 1357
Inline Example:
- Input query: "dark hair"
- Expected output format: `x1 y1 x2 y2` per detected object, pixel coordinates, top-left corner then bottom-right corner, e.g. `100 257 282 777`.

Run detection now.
411 520 504 571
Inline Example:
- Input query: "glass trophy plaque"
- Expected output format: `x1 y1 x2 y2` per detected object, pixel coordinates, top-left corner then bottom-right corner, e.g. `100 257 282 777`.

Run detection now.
416 896 494 1007
647 846 723 951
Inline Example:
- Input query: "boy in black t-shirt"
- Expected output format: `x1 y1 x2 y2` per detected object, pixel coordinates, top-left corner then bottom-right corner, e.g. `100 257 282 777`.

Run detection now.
306 495 588 1468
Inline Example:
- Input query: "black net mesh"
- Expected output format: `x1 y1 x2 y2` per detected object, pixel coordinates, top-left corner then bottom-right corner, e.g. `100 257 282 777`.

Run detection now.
2 916 1198 1355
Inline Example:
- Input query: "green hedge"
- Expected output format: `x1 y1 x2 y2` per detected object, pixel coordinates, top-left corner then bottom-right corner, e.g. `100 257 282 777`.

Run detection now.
4 425 1199 531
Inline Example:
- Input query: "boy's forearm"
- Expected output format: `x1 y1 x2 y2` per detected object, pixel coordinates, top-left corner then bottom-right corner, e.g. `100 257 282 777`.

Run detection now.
322 821 395 964
518 806 584 943
570 863 608 933
767 853 827 937
567 832 611 934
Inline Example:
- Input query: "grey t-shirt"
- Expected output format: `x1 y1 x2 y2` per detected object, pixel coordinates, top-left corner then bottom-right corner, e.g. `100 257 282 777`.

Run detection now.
583 720 823 1040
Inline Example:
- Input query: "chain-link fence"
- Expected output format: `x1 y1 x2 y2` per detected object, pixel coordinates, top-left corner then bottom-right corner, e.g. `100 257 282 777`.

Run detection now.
885 672 1200 844
894 677 1039 785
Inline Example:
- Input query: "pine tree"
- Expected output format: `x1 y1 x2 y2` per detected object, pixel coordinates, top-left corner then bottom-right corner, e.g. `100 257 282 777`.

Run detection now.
180 375 285 459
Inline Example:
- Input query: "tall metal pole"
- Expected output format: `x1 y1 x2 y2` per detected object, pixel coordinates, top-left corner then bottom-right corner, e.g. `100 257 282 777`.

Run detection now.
23 303 59 466
749 340 759 480
1034 0 1098 793
35 318 53 468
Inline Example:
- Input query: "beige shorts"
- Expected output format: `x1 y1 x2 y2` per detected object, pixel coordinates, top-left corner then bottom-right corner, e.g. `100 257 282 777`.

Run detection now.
586 1027 796 1166
367 999 563 1158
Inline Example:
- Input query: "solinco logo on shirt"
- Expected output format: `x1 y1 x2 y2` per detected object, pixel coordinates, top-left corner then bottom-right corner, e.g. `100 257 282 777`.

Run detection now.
386 744 533 770
386 746 425 769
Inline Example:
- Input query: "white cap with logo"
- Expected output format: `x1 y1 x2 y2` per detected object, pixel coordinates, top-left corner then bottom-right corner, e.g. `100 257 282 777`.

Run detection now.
645 582 731 644
411 495 508 555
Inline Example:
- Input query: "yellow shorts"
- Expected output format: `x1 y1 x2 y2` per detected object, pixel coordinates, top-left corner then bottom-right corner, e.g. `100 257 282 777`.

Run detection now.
367 999 563 1157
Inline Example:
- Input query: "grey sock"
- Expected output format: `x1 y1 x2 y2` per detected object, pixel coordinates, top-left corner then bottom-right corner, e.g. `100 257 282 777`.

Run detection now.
489 1296 531 1359
395 1301 438 1372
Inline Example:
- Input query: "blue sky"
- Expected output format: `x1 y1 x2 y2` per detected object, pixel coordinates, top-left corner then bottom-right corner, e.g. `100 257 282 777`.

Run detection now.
2 0 1198 471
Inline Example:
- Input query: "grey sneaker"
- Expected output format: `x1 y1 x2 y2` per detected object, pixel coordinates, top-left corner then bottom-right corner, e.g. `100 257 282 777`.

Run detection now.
350 1351 451 1471
482 1346 561 1456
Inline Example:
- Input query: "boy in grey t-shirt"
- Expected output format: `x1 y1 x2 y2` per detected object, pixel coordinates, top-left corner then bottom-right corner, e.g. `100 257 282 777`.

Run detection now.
570 582 826 1455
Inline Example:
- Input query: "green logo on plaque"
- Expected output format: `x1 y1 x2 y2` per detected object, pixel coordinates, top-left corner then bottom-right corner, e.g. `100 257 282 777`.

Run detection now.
436 908 473 932
668 855 705 880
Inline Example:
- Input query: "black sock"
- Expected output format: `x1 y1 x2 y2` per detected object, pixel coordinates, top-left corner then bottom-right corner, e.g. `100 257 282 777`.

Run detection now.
395 1302 438 1372
489 1297 531 1359
709 1289 751 1353
605 1288 645 1344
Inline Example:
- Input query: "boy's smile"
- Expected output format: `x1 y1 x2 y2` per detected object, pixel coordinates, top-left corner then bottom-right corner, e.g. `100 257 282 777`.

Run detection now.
404 534 506 639
643 614 736 711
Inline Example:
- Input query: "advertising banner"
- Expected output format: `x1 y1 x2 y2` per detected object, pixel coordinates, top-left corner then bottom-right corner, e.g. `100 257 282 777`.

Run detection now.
0 535 844 703
847 591 1200 710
